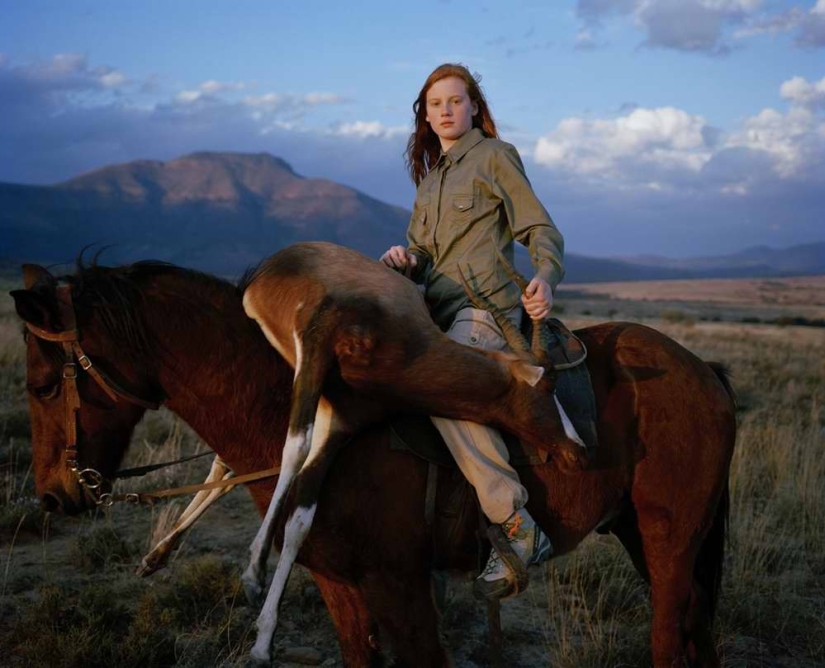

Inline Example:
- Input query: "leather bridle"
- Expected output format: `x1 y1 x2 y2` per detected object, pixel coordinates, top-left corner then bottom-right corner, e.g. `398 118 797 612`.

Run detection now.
25 284 162 506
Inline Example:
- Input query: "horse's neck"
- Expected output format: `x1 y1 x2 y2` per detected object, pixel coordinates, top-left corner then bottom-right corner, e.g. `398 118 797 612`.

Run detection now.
147 280 292 474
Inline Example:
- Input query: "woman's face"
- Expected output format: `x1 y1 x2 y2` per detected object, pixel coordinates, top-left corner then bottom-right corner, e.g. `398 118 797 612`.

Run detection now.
425 76 478 151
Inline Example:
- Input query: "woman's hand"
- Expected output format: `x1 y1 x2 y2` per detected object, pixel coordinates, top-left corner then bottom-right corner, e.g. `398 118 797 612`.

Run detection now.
521 276 553 320
380 246 418 277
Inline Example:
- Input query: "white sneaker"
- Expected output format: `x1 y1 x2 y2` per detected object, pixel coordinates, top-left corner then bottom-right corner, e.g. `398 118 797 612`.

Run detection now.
473 507 553 600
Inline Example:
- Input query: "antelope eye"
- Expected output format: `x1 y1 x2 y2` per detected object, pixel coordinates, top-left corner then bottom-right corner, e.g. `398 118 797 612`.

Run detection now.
28 383 60 400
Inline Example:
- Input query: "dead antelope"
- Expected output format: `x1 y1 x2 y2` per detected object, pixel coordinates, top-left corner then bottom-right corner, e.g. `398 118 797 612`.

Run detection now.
239 241 585 664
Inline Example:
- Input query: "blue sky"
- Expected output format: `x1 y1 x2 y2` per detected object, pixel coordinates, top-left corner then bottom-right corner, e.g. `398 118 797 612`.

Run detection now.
1 0 823 258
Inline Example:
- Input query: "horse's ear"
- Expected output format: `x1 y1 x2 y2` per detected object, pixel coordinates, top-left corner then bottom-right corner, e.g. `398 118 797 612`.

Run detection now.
22 264 56 290
10 289 61 332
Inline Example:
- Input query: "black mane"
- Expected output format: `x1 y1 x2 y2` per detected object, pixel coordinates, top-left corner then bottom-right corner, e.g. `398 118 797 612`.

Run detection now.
62 258 244 361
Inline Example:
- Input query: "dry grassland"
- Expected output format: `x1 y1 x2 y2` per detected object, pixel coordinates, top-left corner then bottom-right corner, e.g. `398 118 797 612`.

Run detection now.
0 276 823 667
558 275 825 324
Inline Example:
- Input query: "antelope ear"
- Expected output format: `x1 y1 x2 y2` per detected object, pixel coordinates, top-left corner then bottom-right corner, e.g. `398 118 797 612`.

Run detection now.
10 289 61 332
511 361 545 387
22 264 56 290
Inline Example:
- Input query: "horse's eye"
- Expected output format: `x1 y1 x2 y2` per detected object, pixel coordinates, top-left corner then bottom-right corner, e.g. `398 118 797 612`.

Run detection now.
27 383 60 400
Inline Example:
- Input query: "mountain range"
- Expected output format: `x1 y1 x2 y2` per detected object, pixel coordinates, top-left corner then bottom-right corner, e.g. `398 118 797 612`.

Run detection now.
1 152 822 282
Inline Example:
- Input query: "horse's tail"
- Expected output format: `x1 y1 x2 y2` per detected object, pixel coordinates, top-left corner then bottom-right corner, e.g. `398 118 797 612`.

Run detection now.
708 361 737 410
696 361 736 620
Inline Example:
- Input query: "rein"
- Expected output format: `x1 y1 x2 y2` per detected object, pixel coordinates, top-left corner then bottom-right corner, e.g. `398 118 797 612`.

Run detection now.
26 285 281 507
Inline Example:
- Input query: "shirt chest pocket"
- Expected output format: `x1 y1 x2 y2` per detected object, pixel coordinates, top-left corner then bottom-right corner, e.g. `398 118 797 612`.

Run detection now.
449 193 475 224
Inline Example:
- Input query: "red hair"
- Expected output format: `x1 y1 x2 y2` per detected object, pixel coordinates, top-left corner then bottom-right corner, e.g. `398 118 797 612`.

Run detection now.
404 63 498 185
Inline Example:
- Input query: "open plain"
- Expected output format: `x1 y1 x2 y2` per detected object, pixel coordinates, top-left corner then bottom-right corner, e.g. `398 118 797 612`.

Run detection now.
1 274 823 667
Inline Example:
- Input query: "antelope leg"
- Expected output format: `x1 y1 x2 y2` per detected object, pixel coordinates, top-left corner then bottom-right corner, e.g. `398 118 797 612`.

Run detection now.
136 456 234 577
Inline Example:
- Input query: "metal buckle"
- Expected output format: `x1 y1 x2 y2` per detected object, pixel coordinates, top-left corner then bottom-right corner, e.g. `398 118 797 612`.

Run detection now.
97 493 114 508
63 363 78 379
125 493 140 505
77 468 104 490
78 355 92 371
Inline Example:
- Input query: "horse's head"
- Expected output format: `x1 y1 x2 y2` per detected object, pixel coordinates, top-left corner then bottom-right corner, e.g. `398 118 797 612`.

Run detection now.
11 263 162 514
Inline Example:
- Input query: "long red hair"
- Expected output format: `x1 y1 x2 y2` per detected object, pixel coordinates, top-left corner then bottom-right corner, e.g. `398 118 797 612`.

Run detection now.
405 63 498 185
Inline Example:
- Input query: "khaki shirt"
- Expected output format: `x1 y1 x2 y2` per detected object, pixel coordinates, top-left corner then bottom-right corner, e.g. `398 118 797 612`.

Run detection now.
406 127 565 330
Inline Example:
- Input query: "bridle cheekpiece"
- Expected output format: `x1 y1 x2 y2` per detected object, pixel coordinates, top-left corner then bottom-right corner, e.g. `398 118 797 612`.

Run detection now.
25 284 161 506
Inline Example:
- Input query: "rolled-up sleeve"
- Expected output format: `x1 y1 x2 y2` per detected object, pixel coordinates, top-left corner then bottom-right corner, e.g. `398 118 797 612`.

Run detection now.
490 144 565 291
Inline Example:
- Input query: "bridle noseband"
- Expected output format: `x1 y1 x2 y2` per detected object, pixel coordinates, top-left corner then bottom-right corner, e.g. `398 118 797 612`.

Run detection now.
25 284 162 506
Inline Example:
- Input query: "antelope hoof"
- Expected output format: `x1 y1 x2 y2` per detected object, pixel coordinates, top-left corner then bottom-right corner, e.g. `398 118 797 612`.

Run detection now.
135 551 168 578
243 579 263 607
247 646 271 666
242 572 264 606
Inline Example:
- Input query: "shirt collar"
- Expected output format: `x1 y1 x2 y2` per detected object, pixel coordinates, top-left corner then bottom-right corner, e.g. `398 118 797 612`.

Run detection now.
436 127 486 167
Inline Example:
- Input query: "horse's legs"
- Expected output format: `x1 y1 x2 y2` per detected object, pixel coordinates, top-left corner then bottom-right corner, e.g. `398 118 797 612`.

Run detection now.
250 415 350 665
312 572 384 667
610 505 650 583
360 570 449 668
683 583 719 667
638 508 699 668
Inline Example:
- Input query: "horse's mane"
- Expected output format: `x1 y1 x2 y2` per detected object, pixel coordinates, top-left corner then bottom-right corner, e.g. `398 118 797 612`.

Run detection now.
61 257 244 361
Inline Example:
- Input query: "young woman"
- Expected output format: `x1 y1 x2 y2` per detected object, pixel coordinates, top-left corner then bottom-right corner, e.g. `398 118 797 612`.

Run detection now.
380 63 569 601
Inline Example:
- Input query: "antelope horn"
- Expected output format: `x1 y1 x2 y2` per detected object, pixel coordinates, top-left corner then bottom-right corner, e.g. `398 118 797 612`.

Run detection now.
492 246 553 364
457 265 535 362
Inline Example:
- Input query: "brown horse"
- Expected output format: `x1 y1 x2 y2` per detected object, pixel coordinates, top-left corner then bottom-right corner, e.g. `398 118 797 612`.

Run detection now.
12 259 736 667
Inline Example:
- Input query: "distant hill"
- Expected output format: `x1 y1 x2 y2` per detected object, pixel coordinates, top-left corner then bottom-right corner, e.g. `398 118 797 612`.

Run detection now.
0 152 410 274
1 151 822 281
612 243 825 279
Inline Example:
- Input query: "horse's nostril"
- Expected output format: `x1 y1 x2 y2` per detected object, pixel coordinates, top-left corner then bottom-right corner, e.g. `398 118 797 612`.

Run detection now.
41 493 63 513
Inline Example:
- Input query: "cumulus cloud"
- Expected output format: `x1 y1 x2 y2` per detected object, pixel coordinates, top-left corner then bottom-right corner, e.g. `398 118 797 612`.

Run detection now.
780 74 825 109
576 0 764 54
534 106 715 184
724 106 825 178
532 72 825 202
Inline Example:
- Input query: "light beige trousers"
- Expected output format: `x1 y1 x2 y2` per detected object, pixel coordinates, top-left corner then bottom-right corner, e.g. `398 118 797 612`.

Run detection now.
431 307 529 524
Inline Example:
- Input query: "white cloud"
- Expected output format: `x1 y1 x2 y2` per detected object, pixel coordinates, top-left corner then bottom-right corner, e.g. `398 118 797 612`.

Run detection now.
725 106 825 178
577 0 764 53
780 75 825 110
199 79 246 94
99 70 127 88
330 120 408 139
534 106 713 180
175 90 203 104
